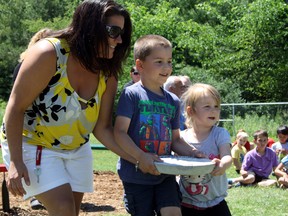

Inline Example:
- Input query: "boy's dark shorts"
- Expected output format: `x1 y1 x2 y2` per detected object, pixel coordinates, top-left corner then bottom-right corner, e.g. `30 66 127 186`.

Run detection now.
253 174 268 184
122 176 182 216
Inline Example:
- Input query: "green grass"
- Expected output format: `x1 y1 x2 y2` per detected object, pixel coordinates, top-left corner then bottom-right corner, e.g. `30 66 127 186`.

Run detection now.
92 149 119 172
1 101 288 215
226 165 288 216
1 148 288 215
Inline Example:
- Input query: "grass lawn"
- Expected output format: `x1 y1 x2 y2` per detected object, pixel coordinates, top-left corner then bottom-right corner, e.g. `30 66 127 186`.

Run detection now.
226 165 288 216
1 144 288 215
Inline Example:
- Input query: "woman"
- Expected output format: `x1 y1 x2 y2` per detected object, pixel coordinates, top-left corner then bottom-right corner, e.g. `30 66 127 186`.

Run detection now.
1 0 133 215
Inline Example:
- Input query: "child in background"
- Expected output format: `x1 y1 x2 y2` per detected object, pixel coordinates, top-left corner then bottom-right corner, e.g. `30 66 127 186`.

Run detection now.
231 131 248 174
232 129 251 151
271 125 288 161
229 130 278 187
274 155 288 188
114 35 203 216
179 83 232 216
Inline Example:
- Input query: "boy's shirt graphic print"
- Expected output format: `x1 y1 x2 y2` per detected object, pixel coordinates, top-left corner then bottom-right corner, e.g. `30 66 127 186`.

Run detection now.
138 100 176 155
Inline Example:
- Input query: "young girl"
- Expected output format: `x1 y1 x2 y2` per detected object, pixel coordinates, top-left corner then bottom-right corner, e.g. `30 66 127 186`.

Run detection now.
231 131 249 174
179 83 232 216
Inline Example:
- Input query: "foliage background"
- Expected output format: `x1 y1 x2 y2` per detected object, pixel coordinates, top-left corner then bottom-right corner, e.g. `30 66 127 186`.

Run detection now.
0 0 287 104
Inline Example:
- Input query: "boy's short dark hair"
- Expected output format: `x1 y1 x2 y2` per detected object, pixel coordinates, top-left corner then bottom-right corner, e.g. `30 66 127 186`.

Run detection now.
133 34 172 61
276 125 288 135
253 130 268 140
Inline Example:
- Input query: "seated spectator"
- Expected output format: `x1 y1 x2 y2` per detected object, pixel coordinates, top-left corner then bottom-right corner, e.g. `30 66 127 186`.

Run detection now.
232 129 251 151
228 130 278 187
271 125 288 161
231 131 248 174
274 155 288 188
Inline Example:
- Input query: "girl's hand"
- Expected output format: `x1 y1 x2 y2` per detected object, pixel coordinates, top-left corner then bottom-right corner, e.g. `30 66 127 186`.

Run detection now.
7 161 30 196
210 158 226 176
137 153 162 176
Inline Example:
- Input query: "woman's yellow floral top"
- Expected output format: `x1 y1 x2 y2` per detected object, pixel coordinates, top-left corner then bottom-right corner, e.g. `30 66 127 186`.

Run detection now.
2 38 107 150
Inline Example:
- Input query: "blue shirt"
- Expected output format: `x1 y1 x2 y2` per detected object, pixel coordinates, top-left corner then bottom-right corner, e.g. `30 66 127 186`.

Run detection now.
116 83 180 185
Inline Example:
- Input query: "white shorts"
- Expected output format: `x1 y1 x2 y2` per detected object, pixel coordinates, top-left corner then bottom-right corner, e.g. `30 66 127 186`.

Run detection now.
1 141 93 200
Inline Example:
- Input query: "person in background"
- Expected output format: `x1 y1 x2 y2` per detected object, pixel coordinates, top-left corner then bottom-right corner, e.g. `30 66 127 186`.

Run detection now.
228 130 278 187
163 75 185 99
180 83 232 216
232 129 251 151
179 75 192 92
114 34 203 216
13 28 53 82
274 154 288 188
231 131 248 174
179 75 192 130
164 75 187 131
271 125 288 162
123 66 141 89
0 0 134 215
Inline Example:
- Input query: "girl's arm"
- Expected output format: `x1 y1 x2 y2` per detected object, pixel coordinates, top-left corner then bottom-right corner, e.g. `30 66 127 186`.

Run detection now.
274 163 286 177
232 158 241 171
211 143 232 176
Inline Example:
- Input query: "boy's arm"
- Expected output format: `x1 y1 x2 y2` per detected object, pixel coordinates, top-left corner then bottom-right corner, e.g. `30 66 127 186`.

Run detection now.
114 116 161 175
171 129 204 157
274 163 286 177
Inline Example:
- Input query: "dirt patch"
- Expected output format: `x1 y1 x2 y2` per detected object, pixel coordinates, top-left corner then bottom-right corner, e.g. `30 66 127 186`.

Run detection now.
0 171 127 216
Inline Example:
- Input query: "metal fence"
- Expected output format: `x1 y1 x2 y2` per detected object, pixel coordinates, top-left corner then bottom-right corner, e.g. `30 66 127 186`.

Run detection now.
220 102 288 137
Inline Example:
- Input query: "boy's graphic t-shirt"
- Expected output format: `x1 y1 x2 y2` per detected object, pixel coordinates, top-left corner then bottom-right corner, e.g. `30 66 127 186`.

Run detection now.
116 83 180 185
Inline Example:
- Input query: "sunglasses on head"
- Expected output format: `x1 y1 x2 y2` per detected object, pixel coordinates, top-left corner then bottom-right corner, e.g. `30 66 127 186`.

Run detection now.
106 25 124 39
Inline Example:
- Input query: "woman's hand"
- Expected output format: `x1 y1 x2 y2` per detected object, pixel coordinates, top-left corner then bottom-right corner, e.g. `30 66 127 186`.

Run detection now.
7 161 30 196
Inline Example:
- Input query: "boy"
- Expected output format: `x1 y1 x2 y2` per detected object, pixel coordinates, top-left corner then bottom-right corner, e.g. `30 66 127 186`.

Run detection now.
271 125 288 161
229 130 278 187
231 131 248 174
274 155 288 188
114 35 201 216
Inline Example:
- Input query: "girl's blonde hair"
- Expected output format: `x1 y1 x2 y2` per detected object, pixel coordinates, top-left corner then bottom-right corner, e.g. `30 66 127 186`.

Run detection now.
236 131 249 140
19 28 53 62
181 83 221 128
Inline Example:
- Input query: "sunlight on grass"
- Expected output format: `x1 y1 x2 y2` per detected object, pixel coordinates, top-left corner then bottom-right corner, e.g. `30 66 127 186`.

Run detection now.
92 149 119 172
226 166 288 215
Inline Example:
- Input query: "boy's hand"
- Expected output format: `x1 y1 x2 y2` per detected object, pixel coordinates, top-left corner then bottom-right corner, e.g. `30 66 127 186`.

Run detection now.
137 153 162 175
241 170 249 178
191 149 206 158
